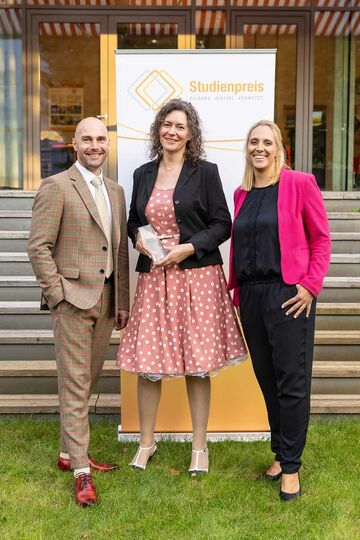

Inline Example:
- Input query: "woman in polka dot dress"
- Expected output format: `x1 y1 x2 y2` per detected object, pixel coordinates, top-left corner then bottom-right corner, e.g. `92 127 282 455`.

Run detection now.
117 99 248 475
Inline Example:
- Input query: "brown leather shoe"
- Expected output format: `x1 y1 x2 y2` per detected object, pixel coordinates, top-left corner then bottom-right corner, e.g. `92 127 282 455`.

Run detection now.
74 473 97 507
57 455 118 473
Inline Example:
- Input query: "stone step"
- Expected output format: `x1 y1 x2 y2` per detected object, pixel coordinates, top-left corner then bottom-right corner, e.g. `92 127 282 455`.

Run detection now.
0 228 359 254
312 380 360 395
327 254 360 277
1 252 358 278
0 231 29 252
8 300 360 331
0 360 118 377
0 276 38 301
330 232 360 253
0 393 119 414
311 361 360 394
0 329 351 344
0 376 118 395
327 212 360 233
0 211 32 231
2 359 357 378
322 192 360 212
1 210 359 232
1 276 359 302
313 361 360 377
0 329 358 361
1 190 359 212
0 301 52 329
316 303 360 331
0 253 33 276
0 329 121 343
319 277 360 302
314 330 360 345
0 329 120 360
0 360 119 394
1 301 359 330
1 393 356 414
310 394 360 413
0 191 35 211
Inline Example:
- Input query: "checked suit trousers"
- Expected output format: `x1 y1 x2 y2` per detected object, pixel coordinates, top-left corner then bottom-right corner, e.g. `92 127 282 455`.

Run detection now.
51 281 114 469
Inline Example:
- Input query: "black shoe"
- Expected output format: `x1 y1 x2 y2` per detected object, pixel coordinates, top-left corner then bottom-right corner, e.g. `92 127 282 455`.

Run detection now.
264 471 282 481
279 473 301 501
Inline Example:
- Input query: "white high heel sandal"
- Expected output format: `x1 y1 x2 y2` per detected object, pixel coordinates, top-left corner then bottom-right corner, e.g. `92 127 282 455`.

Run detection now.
130 442 157 471
189 448 209 477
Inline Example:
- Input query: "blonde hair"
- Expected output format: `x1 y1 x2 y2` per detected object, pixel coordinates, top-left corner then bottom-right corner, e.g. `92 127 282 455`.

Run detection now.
241 120 289 191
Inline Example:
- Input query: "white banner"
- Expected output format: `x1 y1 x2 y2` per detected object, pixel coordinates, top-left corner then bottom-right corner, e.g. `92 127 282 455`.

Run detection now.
115 49 276 288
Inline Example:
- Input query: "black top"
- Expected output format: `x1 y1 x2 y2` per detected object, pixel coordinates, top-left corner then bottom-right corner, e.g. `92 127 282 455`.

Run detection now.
233 183 282 282
128 159 231 273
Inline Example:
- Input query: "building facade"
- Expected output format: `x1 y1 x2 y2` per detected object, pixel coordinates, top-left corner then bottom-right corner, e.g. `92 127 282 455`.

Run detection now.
1 0 359 191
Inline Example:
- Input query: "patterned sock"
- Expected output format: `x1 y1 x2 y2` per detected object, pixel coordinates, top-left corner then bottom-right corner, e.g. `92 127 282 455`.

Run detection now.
74 467 91 478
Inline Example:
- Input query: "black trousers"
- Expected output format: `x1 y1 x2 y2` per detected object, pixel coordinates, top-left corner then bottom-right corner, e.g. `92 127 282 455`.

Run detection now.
240 281 316 474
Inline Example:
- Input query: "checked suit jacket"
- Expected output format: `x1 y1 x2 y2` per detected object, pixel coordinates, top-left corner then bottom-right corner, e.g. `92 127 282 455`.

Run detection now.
28 164 129 316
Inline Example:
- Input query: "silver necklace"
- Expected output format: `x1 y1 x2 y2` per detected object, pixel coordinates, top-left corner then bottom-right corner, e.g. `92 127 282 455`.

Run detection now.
163 161 183 172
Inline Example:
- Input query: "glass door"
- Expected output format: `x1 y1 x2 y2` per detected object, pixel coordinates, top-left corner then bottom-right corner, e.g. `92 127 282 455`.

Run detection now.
26 11 190 189
27 13 108 190
231 11 312 173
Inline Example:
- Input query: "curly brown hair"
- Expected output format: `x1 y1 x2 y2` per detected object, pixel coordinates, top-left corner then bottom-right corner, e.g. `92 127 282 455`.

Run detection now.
148 99 205 164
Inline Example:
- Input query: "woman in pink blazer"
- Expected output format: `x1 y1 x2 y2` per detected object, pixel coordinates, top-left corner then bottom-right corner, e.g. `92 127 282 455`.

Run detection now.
229 120 331 501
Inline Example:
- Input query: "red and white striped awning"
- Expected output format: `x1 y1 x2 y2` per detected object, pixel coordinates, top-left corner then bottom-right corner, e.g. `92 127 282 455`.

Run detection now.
315 10 360 35
129 0 190 4
26 0 114 5
196 8 360 35
243 23 297 34
1 4 360 37
39 22 100 36
0 8 21 36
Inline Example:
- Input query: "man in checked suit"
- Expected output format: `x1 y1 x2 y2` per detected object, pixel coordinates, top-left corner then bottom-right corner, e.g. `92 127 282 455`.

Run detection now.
28 117 129 507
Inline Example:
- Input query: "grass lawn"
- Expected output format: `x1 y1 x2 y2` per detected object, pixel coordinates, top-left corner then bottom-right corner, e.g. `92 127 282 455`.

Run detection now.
0 416 359 540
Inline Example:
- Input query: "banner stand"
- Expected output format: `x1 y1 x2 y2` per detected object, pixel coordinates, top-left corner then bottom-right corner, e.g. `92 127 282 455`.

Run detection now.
115 49 276 439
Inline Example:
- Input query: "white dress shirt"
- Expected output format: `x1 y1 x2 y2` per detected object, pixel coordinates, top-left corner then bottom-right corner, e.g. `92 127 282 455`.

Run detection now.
75 160 112 231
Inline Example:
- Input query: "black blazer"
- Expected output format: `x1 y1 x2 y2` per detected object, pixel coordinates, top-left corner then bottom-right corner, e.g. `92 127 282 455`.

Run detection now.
128 159 231 272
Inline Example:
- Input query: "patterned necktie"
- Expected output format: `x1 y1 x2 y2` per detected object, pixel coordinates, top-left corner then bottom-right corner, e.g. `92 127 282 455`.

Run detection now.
90 176 113 278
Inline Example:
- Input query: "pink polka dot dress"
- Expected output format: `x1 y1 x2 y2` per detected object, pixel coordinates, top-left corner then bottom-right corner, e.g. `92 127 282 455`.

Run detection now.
117 186 248 380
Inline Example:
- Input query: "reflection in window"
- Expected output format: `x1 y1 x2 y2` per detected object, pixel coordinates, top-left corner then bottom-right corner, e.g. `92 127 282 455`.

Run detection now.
242 24 297 170
231 0 309 5
0 8 22 188
313 11 360 190
39 22 100 178
313 1 357 6
118 23 178 49
196 0 225 5
196 10 226 49
128 0 190 4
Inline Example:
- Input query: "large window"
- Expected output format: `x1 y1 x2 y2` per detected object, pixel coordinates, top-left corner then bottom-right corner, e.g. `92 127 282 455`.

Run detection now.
117 22 178 49
39 22 100 178
1 3 360 190
0 8 22 189
236 22 298 170
313 10 360 190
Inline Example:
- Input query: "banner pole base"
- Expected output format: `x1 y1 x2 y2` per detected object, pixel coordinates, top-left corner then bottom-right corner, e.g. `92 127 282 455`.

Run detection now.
118 425 270 442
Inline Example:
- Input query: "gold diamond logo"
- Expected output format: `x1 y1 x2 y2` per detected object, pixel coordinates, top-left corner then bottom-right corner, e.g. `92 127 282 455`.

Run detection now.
129 70 183 111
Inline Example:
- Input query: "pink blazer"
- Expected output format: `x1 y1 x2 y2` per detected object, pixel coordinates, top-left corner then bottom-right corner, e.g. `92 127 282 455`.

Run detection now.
228 168 331 306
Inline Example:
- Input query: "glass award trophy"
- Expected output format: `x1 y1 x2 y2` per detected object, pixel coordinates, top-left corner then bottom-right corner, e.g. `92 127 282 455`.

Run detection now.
138 224 168 263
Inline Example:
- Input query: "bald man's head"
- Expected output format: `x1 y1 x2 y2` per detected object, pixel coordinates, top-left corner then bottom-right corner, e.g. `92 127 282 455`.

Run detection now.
73 117 110 174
